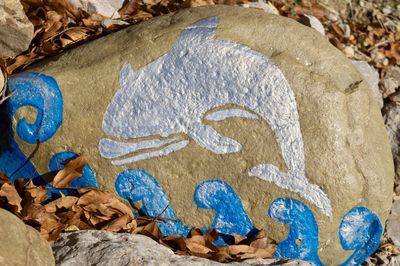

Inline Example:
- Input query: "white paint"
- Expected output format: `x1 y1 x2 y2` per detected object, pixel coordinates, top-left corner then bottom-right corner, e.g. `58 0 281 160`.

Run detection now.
99 137 180 159
100 17 332 216
112 140 189 165
205 109 258 121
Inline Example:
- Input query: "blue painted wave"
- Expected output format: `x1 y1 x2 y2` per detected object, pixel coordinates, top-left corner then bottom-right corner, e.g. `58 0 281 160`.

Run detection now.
0 72 63 181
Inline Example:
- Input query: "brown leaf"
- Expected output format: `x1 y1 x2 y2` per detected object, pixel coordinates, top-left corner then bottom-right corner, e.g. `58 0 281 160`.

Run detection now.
0 172 10 184
162 235 187 251
140 221 162 241
44 195 79 213
186 241 213 255
40 216 64 241
53 154 88 188
0 183 22 213
119 0 139 18
102 214 132 232
205 228 219 243
25 180 48 205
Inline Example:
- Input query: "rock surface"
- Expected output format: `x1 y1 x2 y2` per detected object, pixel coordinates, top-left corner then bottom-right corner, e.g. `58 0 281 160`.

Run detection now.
384 103 400 194
0 0 34 59
386 196 400 247
0 208 55 266
381 66 400 98
52 230 311 266
352 60 384 108
1 6 394 265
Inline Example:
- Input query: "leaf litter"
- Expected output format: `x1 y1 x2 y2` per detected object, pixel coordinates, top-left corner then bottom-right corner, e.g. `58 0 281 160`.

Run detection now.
0 155 276 262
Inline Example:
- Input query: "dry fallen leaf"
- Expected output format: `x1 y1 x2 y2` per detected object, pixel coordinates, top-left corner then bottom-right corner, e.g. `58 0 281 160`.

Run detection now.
53 153 88 188
0 183 22 213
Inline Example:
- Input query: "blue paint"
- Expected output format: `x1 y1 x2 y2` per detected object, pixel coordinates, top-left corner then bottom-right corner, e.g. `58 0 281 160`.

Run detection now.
338 207 382 266
115 169 191 237
194 180 255 245
0 72 63 181
268 198 323 266
7 73 63 144
0 139 39 181
115 171 256 245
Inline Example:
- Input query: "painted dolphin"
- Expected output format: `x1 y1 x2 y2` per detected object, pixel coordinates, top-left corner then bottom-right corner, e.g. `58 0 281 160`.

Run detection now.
99 17 332 216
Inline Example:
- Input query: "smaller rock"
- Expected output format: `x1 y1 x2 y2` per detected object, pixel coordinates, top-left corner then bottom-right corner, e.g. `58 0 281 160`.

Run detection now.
0 0 34 59
342 24 351 38
242 1 280 15
352 60 383 108
383 103 400 189
327 12 339 22
381 66 400 98
0 209 55 266
52 230 311 266
386 196 400 247
344 46 355 58
69 0 124 18
297 15 325 35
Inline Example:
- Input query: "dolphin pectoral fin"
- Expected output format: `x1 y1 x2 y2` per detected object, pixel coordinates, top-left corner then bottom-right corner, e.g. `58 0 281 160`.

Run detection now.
205 109 259 121
249 164 332 217
188 123 241 154
99 137 180 159
112 140 189 165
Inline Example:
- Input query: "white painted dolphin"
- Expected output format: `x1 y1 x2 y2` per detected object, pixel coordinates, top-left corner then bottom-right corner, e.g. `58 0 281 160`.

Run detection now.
99 17 332 216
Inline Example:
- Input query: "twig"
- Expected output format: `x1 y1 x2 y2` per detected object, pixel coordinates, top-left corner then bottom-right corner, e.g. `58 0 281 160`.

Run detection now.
154 204 175 222
10 140 41 179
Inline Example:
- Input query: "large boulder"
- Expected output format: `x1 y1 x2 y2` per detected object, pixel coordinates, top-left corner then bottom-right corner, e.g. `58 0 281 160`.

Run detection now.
52 230 310 266
0 6 394 265
0 209 55 266
0 0 33 59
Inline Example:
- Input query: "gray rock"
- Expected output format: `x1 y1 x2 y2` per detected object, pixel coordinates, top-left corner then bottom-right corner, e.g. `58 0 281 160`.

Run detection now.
241 1 280 15
52 230 311 266
69 0 124 18
386 196 400 247
352 60 383 108
0 209 55 266
381 66 400 98
0 0 34 59
383 104 400 193
297 15 325 35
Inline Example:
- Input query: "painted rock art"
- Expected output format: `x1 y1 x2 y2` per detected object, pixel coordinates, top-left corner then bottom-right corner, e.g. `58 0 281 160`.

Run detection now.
0 6 394 265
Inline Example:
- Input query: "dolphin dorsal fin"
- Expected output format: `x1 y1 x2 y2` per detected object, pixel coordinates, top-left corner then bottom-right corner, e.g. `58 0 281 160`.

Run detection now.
173 16 218 49
119 63 137 86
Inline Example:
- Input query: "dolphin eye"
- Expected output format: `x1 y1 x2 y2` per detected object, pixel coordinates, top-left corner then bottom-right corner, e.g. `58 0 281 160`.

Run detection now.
179 49 189 57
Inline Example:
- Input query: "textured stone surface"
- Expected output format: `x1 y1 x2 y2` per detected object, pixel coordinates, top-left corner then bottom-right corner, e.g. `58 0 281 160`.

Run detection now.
386 196 400 247
352 60 383 108
1 6 394 265
384 103 400 194
52 230 311 266
0 209 55 266
381 66 400 98
0 0 34 59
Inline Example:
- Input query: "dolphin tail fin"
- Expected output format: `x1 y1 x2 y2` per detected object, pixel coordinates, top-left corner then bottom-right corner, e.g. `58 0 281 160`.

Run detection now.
249 164 333 217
